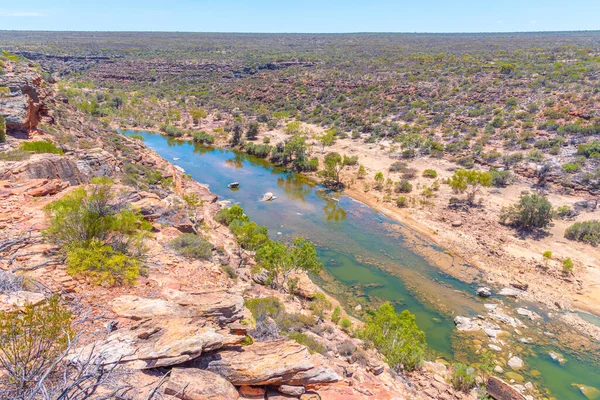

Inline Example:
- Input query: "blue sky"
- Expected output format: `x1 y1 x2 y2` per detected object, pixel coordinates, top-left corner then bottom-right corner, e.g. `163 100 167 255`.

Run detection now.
0 0 598 33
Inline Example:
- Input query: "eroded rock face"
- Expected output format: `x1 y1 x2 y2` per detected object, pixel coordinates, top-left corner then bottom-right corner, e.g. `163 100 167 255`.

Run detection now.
0 72 49 132
0 291 45 312
194 339 340 386
164 368 239 400
486 376 526 400
0 154 85 185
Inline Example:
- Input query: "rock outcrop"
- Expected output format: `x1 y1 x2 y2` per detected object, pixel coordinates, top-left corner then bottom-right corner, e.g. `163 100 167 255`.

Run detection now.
0 71 49 132
486 376 526 400
0 154 85 185
165 368 239 400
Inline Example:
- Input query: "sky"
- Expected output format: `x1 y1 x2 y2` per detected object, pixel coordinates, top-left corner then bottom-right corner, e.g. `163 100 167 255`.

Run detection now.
0 0 598 33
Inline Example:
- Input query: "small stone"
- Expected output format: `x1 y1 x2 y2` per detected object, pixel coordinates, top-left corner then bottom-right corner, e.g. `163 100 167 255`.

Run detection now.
477 287 492 298
278 385 305 396
451 220 463 227
489 344 502 352
508 356 524 370
240 385 266 398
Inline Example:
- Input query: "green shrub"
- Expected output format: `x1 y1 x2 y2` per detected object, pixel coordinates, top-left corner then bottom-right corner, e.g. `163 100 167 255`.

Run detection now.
331 306 341 324
19 141 64 155
246 297 316 332
0 115 5 143
287 332 327 355
170 233 213 259
500 193 553 230
359 303 426 372
490 169 514 187
395 180 413 193
565 221 600 246
562 257 574 273
577 141 600 158
215 205 249 226
343 154 359 166
389 161 407 173
129 134 145 141
90 176 115 185
396 196 408 208
450 363 477 392
66 239 143 285
0 296 73 395
340 317 352 331
191 131 215 144
422 169 437 178
221 264 238 280
561 163 581 173
309 293 331 319
230 220 269 251
245 143 272 158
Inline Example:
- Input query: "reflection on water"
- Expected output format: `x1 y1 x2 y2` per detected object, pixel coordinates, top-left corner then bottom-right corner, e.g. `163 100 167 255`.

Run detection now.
127 130 600 399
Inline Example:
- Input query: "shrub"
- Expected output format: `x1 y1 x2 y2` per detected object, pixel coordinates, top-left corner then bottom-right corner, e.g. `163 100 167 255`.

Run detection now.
129 134 145 141
490 169 514 187
19 141 64 155
221 264 238 279
448 169 492 204
359 303 426 372
561 163 581 174
66 239 143 285
246 297 316 334
0 115 5 143
245 143 272 158
310 293 331 319
396 196 408 208
450 363 477 392
0 296 73 396
500 193 553 230
215 204 249 226
287 332 327 355
395 180 413 193
577 141 600 158
562 257 574 273
422 169 437 178
331 306 341 324
565 221 600 246
340 317 352 331
170 233 213 259
343 154 359 166
389 161 407 172
191 131 215 145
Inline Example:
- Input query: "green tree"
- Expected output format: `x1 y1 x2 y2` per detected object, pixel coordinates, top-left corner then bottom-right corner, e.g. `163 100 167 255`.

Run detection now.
562 258 574 274
448 169 492 204
331 306 342 324
374 172 385 190
500 193 553 230
359 303 426 372
215 204 249 226
0 115 6 143
231 123 243 146
190 108 207 125
255 237 323 291
323 152 346 186
542 251 552 268
316 128 336 153
246 121 259 140
357 164 367 179
230 220 269 251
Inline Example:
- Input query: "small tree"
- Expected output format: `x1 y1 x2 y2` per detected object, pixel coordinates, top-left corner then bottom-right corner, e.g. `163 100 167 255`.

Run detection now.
246 121 259 140
359 303 426 372
448 169 491 204
190 108 207 125
323 152 346 186
500 193 553 230
316 128 336 153
231 123 243 146
562 258 574 274
374 172 385 190
0 115 6 143
255 237 323 291
542 251 552 268
357 164 367 179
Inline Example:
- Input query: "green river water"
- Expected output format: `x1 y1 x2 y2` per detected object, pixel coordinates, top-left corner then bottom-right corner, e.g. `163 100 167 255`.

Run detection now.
128 131 600 399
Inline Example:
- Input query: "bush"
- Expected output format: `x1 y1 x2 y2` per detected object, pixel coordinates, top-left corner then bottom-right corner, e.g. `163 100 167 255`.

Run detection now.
340 317 352 331
389 161 407 172
490 169 514 187
19 141 64 155
450 363 477 392
0 296 73 396
129 134 145 141
500 193 553 230
422 169 437 178
246 297 316 334
395 180 413 193
565 221 600 246
287 332 327 355
331 306 341 324
66 239 143 285
577 141 600 158
0 115 5 143
245 143 272 158
343 154 359 166
561 163 581 174
309 293 331 319
359 303 426 372
170 233 213 259
562 257 574 273
396 196 408 208
191 131 215 145
215 204 249 226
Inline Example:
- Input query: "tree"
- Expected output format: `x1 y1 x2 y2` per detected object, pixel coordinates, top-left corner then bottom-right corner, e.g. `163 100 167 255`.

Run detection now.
190 108 207 125
255 237 323 291
246 121 259 140
359 303 426 372
542 251 552 268
374 172 385 190
231 123 243 146
562 257 574 274
448 169 492 204
500 193 553 230
323 152 346 186
230 220 268 251
316 128 336 153
0 115 5 143
285 121 302 135
357 165 367 179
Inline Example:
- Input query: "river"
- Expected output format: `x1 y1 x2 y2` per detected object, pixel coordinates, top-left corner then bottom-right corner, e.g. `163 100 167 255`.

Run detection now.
126 131 600 399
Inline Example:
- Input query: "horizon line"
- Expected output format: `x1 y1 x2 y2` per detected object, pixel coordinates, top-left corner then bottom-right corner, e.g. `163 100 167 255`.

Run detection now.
1 29 599 35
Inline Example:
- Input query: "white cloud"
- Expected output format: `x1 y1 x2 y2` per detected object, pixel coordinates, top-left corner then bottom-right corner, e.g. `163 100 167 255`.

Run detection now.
497 20 502 24
530 20 537 24
0 10 45 17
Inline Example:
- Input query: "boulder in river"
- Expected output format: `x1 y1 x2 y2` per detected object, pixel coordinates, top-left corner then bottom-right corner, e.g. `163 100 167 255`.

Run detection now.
486 376 526 400
508 356 524 370
571 384 600 400
477 287 492 298
228 182 240 189
261 192 274 201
